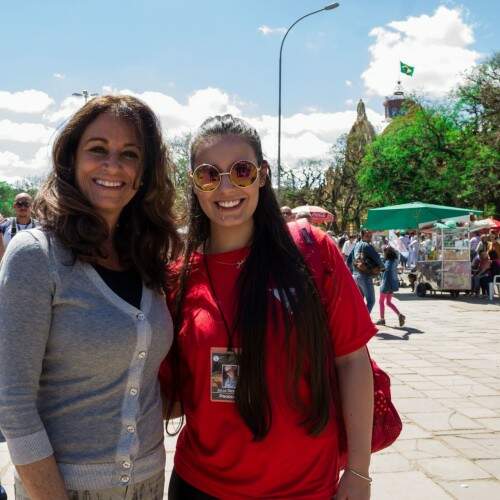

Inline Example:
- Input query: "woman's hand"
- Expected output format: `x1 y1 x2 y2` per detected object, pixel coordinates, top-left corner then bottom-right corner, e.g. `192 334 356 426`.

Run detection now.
335 469 371 499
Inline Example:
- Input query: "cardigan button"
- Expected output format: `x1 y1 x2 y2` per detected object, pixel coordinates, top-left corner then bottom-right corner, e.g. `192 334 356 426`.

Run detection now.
136 312 145 321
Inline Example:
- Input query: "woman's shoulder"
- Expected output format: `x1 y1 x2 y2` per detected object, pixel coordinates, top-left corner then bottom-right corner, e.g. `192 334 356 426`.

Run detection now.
2 228 49 257
0 229 58 285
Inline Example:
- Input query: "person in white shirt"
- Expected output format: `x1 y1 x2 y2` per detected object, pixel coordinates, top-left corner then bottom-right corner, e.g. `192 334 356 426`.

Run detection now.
408 234 419 268
342 235 357 261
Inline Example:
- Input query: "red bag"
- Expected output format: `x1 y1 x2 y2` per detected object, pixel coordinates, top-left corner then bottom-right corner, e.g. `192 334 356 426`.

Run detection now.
288 220 402 468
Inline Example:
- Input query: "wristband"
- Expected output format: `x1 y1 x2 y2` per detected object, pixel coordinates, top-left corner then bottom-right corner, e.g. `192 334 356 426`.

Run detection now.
347 468 372 484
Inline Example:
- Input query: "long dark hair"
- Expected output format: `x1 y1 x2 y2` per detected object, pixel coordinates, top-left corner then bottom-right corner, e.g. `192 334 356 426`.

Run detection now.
383 245 398 261
174 114 336 439
35 95 181 292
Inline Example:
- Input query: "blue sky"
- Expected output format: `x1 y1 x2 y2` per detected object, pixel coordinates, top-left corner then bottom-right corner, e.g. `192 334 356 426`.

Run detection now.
0 0 498 181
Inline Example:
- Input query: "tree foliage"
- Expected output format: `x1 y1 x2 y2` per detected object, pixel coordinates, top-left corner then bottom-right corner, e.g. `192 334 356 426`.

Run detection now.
280 158 327 208
0 181 16 217
169 132 192 219
280 136 370 232
0 177 42 217
358 55 500 217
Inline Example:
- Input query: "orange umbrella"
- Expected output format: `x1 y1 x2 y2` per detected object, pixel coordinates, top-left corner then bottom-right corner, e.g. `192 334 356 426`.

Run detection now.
292 205 334 225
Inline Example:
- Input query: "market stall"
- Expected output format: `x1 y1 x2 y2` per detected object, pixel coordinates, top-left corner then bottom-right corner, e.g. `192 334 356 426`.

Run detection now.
415 223 471 297
364 202 482 231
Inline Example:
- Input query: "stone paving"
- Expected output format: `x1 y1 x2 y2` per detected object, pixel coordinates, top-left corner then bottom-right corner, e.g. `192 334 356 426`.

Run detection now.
1 287 499 498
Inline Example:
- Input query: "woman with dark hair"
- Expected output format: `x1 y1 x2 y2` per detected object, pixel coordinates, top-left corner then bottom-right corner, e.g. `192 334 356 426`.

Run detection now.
161 114 375 499
376 246 405 327
0 95 181 499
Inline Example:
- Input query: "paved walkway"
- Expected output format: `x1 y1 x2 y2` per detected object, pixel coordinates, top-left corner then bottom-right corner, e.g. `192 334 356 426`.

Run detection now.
1 288 499 498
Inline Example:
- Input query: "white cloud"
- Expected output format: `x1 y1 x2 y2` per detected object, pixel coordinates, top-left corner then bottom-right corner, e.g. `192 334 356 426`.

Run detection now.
345 80 353 87
0 86 386 181
0 90 54 114
0 120 55 143
345 99 354 107
53 73 66 80
362 6 481 97
44 96 82 124
258 25 286 36
0 146 51 181
249 108 385 167
121 87 242 137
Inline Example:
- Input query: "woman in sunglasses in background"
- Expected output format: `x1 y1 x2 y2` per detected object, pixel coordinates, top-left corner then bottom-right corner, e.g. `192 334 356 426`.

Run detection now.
161 114 375 499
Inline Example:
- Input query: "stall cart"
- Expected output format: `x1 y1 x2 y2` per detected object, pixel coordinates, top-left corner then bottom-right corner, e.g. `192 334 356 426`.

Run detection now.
415 225 471 297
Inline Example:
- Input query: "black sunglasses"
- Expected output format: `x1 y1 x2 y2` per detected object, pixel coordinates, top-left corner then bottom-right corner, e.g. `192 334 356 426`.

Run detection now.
14 201 31 208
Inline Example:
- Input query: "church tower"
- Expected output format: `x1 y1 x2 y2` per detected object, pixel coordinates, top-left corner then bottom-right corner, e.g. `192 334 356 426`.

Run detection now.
383 81 407 119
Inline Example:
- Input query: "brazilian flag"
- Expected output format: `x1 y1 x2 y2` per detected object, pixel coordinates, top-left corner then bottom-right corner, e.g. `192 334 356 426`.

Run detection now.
400 61 414 76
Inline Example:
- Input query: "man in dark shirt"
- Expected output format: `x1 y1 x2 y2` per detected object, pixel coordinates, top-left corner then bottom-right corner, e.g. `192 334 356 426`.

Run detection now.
347 229 384 313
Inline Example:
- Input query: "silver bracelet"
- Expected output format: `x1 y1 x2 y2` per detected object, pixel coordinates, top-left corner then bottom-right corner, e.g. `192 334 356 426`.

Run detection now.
347 468 373 484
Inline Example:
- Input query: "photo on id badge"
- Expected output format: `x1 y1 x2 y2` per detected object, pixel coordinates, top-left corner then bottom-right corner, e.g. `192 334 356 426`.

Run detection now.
211 348 240 402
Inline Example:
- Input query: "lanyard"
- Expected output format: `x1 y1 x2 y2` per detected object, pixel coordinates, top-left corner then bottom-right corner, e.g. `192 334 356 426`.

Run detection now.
202 241 235 351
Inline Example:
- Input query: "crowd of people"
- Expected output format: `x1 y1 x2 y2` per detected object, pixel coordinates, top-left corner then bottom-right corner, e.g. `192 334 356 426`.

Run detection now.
280 211 406 327
470 231 500 297
280 210 500 319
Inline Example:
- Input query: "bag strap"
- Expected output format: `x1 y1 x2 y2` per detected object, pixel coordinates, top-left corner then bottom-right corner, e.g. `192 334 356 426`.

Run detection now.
287 220 324 288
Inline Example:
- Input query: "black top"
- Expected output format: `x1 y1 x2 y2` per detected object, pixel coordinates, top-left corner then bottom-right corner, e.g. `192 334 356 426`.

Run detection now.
93 264 143 309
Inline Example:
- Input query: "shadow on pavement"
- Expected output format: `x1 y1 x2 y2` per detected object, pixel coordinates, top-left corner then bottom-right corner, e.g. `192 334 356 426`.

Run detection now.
376 326 424 341
392 292 499 305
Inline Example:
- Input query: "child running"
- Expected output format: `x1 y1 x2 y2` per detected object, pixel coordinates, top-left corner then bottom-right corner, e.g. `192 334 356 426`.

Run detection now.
377 245 406 327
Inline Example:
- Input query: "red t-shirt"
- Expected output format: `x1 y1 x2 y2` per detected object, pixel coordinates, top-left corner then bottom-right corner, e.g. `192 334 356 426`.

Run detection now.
160 227 376 499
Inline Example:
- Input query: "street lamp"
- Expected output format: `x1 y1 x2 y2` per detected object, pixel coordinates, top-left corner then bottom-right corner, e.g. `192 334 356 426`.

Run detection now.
277 3 340 197
72 90 99 103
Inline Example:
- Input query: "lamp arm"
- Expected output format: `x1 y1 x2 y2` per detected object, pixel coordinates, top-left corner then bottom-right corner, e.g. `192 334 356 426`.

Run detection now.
279 7 326 60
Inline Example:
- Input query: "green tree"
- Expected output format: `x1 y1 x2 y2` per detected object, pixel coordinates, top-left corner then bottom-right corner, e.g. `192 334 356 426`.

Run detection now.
0 181 17 217
323 136 367 232
169 132 192 218
455 52 499 144
358 100 499 216
280 159 327 209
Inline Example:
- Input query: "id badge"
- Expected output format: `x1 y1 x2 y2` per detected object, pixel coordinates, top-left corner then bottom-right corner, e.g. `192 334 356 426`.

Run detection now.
210 348 240 402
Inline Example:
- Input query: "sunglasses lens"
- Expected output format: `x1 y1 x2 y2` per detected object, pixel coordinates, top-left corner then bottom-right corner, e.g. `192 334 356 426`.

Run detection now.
230 161 258 187
193 164 220 191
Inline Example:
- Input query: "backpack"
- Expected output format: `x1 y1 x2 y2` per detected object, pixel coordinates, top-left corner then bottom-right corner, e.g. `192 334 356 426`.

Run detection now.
288 220 402 468
353 243 384 276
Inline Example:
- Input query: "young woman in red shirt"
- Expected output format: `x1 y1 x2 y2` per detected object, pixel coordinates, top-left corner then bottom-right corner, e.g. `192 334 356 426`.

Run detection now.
161 115 375 500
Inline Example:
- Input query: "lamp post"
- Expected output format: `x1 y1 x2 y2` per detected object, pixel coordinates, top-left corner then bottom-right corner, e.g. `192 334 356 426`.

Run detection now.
72 90 98 103
277 2 340 197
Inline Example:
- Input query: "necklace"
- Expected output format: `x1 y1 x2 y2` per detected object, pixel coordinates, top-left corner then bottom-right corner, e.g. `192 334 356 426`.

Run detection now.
203 240 248 269
211 257 247 269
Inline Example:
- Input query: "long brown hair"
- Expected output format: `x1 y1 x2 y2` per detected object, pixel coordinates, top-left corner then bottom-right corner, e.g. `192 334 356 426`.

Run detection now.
35 95 181 292
174 114 336 439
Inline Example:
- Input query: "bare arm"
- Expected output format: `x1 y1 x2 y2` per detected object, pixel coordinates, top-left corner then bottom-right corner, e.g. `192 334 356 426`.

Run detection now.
335 346 373 498
0 236 5 261
16 456 68 500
